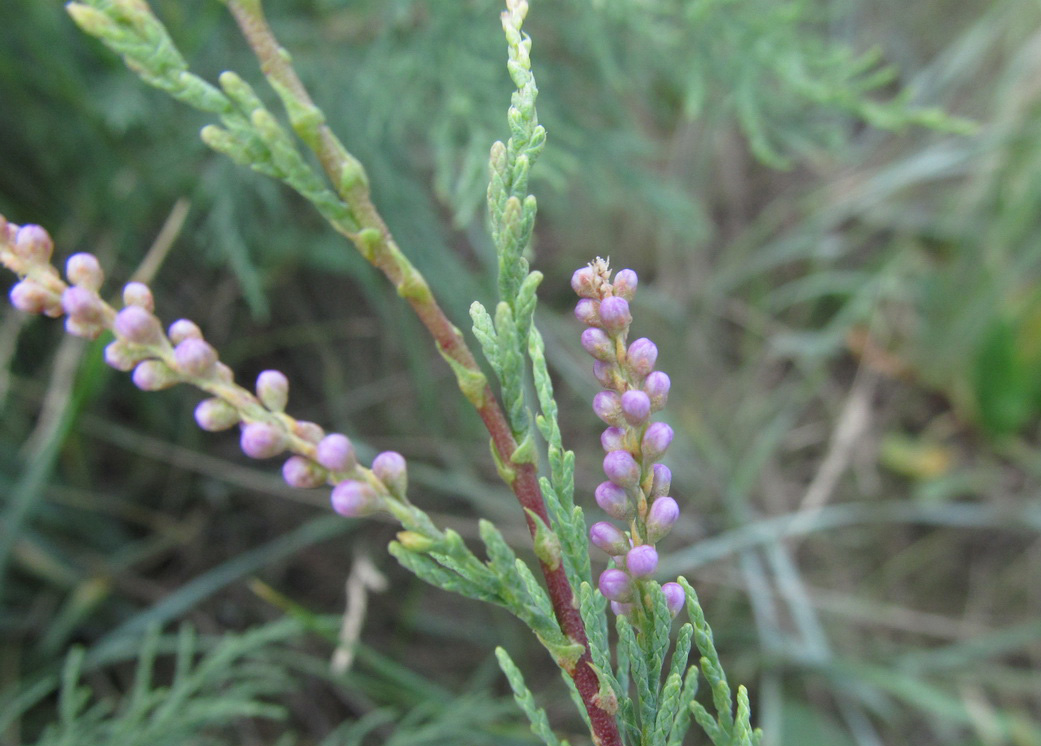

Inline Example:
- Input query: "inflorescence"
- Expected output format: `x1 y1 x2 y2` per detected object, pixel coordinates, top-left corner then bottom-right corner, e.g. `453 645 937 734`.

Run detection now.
0 216 405 519
572 258 685 618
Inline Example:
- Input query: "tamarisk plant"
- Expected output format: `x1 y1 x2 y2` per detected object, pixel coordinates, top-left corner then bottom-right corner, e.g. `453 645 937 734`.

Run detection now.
2 1 761 744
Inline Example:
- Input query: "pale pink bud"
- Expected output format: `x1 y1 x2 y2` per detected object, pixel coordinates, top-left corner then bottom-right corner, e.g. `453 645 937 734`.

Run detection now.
603 450 640 489
256 370 289 412
13 224 53 264
662 581 685 617
293 420 325 444
600 426 626 452
132 360 179 391
168 319 202 344
592 360 620 389
61 286 105 324
64 317 104 340
372 450 407 497
331 480 382 517
650 463 672 498
612 269 638 300
589 521 629 555
104 341 144 371
626 545 658 577
10 280 59 315
642 422 674 462
194 397 240 431
592 390 623 426
598 296 631 333
65 253 104 291
598 568 633 602
122 282 154 311
626 338 657 378
316 433 356 472
173 338 218 377
620 389 651 425
282 456 326 488
114 306 162 345
574 298 600 326
571 266 598 298
646 496 680 543
580 327 614 362
239 422 288 459
644 371 670 411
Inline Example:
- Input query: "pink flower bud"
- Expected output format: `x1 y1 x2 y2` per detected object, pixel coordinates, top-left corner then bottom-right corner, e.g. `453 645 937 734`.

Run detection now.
104 341 143 371
65 253 104 291
256 370 289 412
574 298 600 326
595 480 631 519
10 280 60 316
620 389 651 425
600 426 626 452
650 463 672 498
168 319 202 344
644 371 670 411
61 286 105 325
580 327 614 362
239 422 288 459
571 266 598 298
592 360 620 389
13 224 53 264
132 360 179 391
64 317 104 340
626 545 658 577
662 581 685 617
626 338 657 378
122 282 154 311
598 568 633 602
603 450 640 489
293 420 325 444
282 455 326 488
612 269 638 300
114 306 162 345
316 433 356 472
173 338 218 377
646 496 679 542
194 397 240 431
331 479 382 517
589 521 629 555
372 450 407 497
592 390 623 426
598 296 631 333
642 422 674 462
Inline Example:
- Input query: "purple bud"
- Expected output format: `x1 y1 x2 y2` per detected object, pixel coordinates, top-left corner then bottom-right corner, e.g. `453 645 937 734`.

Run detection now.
114 306 162 345
61 286 105 324
610 600 633 616
592 390 623 426
580 327 614 362
600 426 626 452
571 266 598 298
13 224 53 264
194 397 240 431
10 280 58 315
620 390 651 425
598 296 631 333
66 253 104 291
626 338 658 378
595 480 631 519
123 282 154 311
173 338 218 377
372 450 407 497
650 463 672 498
592 360 619 389
603 450 641 489
662 582 685 617
647 496 680 542
65 317 104 339
256 370 289 412
642 422 674 462
574 298 601 327
316 433 356 472
331 479 382 517
282 455 326 488
644 371 671 411
132 360 178 391
612 269 638 300
239 422 288 459
589 521 629 555
168 319 202 344
293 421 325 444
626 545 659 577
598 568 633 602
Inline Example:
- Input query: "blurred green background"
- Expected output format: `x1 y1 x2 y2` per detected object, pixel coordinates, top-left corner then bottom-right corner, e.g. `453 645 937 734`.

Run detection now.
1 0 1039 744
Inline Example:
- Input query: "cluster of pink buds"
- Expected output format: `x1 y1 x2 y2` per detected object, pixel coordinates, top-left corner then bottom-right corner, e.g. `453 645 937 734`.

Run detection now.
1 216 407 520
572 258 684 618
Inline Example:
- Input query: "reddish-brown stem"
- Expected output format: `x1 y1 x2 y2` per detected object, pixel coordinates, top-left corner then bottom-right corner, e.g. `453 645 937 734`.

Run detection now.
227 4 621 745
